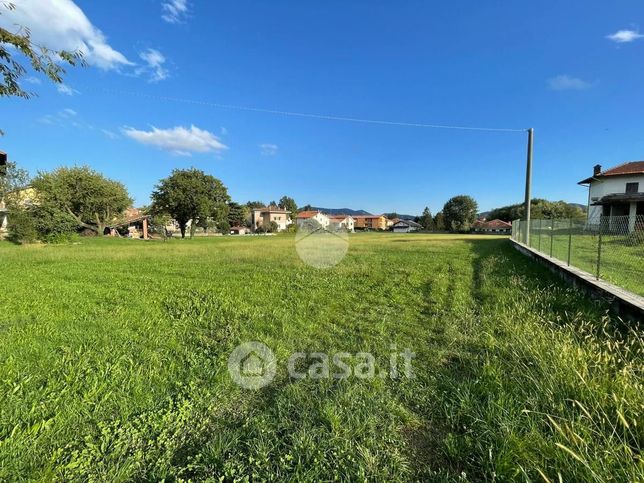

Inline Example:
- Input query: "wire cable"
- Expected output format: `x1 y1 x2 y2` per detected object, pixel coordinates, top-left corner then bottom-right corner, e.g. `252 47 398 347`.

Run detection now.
94 87 527 133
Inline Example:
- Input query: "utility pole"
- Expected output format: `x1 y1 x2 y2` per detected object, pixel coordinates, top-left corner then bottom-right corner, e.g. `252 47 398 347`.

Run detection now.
523 128 533 244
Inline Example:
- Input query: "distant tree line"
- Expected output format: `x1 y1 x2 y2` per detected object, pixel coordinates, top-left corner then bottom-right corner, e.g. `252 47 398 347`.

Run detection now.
487 199 586 222
2 161 303 242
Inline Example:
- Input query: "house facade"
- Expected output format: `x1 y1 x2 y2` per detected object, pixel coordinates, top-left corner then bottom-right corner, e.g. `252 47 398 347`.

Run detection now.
472 219 512 234
328 215 355 232
296 210 330 228
0 186 38 235
354 215 387 231
578 161 644 231
392 219 422 233
251 206 291 232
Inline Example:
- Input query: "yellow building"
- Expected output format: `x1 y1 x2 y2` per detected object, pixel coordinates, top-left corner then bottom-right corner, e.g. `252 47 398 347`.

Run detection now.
353 215 388 231
0 187 38 234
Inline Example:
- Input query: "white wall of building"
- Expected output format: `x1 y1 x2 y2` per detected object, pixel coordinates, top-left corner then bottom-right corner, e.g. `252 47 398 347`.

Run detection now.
297 212 330 228
587 175 643 219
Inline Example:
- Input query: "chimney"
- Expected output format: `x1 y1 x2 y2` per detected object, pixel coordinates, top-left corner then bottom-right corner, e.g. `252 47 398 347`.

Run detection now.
593 164 602 176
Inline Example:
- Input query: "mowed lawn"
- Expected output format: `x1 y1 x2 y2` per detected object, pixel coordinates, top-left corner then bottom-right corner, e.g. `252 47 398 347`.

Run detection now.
0 234 641 481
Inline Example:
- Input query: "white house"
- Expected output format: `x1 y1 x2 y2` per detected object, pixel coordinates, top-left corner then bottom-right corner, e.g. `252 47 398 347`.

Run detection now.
296 210 330 228
328 214 354 232
578 161 644 231
251 206 292 232
392 219 422 233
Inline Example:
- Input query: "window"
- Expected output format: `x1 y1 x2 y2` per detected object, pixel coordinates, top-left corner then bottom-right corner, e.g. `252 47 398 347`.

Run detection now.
626 182 639 194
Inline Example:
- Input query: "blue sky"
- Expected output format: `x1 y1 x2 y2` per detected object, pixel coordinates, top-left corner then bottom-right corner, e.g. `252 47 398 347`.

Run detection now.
1 0 643 214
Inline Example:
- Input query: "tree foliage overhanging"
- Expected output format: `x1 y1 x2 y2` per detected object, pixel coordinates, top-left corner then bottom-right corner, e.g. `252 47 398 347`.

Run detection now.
1 3 84 133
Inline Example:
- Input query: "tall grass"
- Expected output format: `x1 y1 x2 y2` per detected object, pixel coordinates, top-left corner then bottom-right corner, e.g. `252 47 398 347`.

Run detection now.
0 234 641 480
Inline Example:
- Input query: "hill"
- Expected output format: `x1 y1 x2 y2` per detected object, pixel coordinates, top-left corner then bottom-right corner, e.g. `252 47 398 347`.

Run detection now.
309 208 418 220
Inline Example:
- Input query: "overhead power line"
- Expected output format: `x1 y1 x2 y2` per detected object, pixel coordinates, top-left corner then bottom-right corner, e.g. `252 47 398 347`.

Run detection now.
95 87 527 133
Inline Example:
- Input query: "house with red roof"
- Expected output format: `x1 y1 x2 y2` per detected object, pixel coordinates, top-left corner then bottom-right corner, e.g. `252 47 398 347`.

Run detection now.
328 214 354 232
578 161 644 231
295 210 330 228
472 219 512 234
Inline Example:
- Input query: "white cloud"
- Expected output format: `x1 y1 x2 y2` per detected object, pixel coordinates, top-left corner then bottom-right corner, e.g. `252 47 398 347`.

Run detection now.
57 84 78 95
607 29 644 43
38 108 77 125
0 0 131 70
123 125 228 156
23 76 42 84
60 108 77 117
136 48 169 82
260 143 279 155
547 75 592 91
101 129 119 139
161 0 189 24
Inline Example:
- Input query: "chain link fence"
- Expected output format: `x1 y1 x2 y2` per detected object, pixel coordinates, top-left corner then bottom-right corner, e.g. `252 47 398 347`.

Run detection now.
511 215 644 297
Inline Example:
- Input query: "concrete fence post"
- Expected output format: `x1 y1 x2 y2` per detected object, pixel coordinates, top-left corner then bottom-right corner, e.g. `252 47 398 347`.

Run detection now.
567 218 573 266
550 220 554 257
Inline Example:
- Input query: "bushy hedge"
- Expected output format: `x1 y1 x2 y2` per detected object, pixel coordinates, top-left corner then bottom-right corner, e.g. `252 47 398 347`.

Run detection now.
6 206 79 244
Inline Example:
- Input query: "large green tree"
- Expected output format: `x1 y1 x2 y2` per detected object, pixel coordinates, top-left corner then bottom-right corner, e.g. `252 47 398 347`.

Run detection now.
278 195 297 215
1 3 83 133
151 168 230 238
227 202 247 227
419 206 434 230
443 195 478 232
32 166 131 235
434 211 446 231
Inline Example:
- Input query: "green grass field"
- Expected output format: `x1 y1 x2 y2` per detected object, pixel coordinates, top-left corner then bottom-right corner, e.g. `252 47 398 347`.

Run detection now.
0 234 641 481
524 225 644 297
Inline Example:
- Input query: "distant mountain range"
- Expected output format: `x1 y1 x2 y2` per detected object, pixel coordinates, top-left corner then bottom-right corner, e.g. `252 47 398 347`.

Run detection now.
309 207 418 220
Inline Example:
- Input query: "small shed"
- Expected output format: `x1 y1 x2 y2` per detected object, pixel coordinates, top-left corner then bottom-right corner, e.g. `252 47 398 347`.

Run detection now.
230 226 248 235
108 215 150 239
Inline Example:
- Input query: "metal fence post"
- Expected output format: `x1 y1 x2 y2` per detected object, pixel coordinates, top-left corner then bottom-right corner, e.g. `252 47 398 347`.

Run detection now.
550 220 554 257
538 219 542 251
567 218 572 266
596 218 603 280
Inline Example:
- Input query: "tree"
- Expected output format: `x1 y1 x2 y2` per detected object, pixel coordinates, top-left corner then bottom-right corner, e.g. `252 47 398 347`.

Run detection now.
246 201 265 209
1 3 83 133
151 168 230 238
434 211 446 231
228 202 246 227
278 196 297 215
419 207 434 231
31 166 131 235
487 199 586 222
443 195 478 232
0 159 29 200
